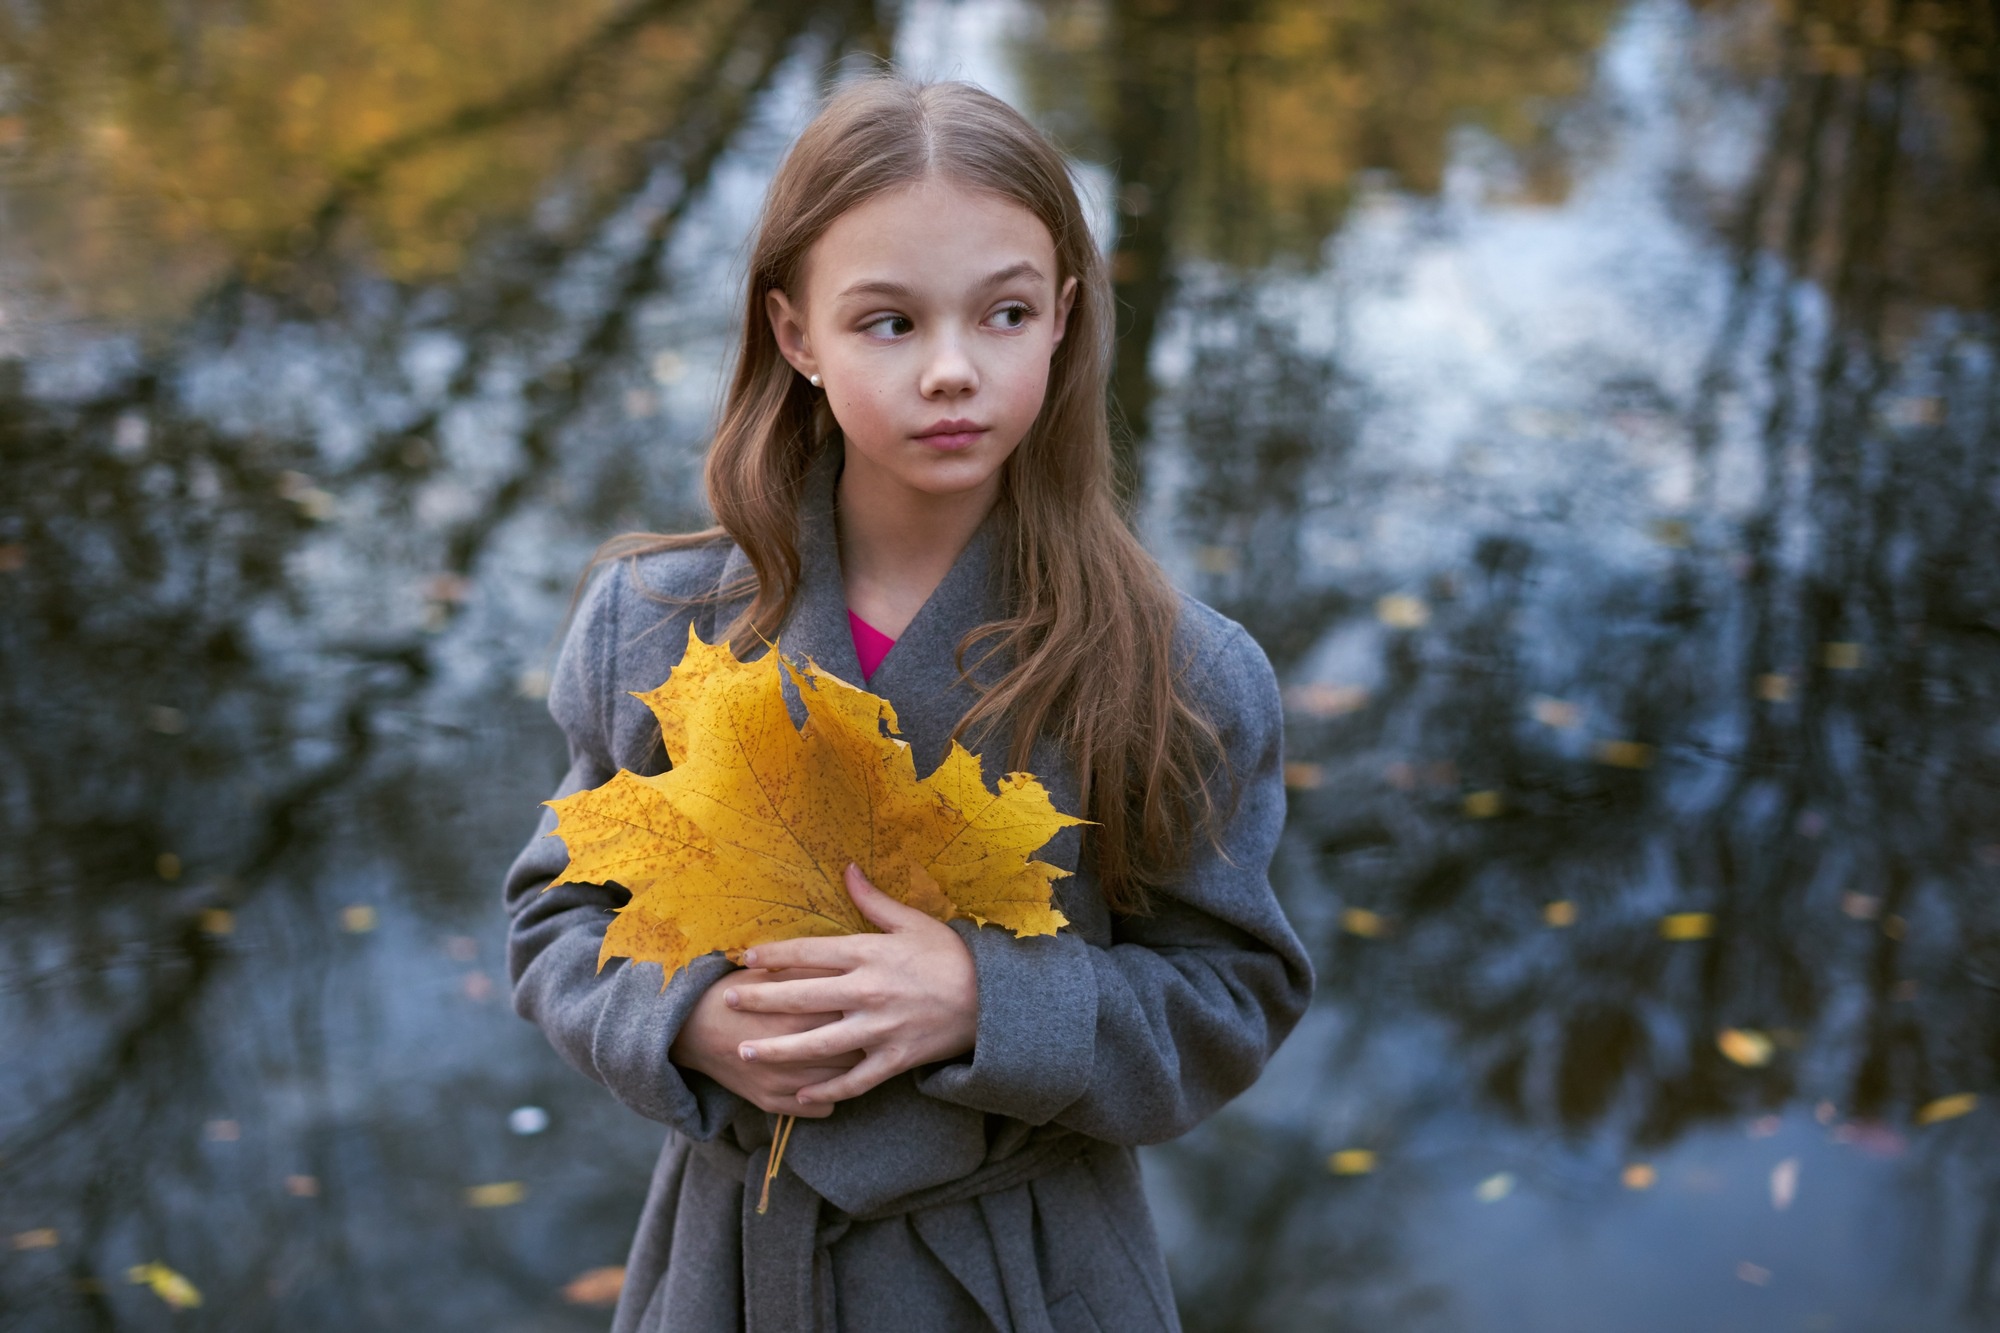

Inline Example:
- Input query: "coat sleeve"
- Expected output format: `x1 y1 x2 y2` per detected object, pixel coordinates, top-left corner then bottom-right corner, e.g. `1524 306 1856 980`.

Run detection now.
912 618 1314 1145
502 564 743 1140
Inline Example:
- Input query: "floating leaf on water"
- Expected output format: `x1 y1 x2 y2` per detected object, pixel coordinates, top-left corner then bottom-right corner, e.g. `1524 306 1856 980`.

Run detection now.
1841 892 1880 920
1718 1029 1774 1067
1756 673 1793 703
1375 594 1430 629
198 908 235 936
1736 1261 1771 1287
1463 790 1503 819
1621 1163 1656 1190
1529 695 1582 729
11 1229 58 1250
1821 642 1864 670
1327 1149 1376 1176
340 904 377 933
205 1119 240 1142
284 1175 319 1198
1915 1093 1977 1126
1770 1157 1799 1211
1542 900 1576 927
1341 907 1388 939
1660 912 1714 941
1283 762 1325 790
563 1266 627 1307
1193 545 1240 575
465 1181 526 1208
1594 739 1655 769
1649 518 1691 548
127 1262 202 1310
155 853 181 880
1475 1172 1515 1202
1284 682 1370 717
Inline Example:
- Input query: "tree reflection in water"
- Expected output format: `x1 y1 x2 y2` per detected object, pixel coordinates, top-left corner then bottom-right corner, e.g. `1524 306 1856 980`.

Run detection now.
0 0 1995 1328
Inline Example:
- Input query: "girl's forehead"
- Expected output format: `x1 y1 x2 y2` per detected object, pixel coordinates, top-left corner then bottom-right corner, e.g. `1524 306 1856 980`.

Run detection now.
802 178 1059 300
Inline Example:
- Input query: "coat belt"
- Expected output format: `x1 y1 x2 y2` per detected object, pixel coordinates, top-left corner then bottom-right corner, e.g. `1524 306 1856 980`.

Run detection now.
689 1125 1094 1332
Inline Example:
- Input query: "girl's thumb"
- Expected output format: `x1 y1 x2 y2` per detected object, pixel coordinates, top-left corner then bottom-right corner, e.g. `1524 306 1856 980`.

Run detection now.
844 863 918 931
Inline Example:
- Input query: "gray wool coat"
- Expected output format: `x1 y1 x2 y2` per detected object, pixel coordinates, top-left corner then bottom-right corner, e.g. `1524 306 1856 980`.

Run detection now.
503 449 1313 1332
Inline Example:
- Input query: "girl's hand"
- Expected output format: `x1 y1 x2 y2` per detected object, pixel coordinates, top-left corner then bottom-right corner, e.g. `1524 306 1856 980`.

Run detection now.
724 864 978 1107
669 965 858 1118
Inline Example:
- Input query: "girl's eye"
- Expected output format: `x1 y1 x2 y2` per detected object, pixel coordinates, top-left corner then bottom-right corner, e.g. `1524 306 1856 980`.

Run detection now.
863 314 914 338
990 303 1035 330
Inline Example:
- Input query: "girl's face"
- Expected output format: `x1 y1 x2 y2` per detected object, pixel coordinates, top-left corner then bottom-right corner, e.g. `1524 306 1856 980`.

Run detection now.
766 177 1078 507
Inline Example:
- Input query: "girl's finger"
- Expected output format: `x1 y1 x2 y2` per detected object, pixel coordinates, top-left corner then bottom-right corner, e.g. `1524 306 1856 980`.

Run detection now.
726 977 858 1015
843 863 933 932
741 935 868 972
795 1050 901 1106
740 1016 872 1066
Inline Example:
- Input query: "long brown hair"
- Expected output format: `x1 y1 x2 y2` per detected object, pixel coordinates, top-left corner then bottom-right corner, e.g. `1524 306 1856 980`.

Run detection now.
604 75 1223 913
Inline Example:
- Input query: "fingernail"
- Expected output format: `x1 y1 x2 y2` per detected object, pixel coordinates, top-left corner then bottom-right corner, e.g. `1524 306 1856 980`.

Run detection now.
796 1094 812 1106
739 1045 757 1062
742 949 758 966
724 989 739 1008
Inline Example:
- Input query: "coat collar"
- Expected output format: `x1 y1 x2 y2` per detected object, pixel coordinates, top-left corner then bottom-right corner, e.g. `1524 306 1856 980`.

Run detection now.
717 443 1009 780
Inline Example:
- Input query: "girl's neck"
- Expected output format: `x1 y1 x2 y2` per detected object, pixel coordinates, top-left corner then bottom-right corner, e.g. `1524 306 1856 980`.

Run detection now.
834 445 998 640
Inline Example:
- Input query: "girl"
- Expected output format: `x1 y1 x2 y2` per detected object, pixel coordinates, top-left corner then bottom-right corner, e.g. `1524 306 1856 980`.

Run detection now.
504 76 1313 1332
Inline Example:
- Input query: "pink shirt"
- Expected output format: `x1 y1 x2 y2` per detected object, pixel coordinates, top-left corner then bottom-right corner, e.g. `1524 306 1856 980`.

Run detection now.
847 610 895 682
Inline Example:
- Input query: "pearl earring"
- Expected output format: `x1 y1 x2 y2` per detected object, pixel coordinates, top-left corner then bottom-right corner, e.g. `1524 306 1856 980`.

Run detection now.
808 373 822 388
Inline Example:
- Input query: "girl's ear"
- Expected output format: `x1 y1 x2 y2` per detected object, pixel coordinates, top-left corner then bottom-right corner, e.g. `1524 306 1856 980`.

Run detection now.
1050 275 1079 349
765 288 818 380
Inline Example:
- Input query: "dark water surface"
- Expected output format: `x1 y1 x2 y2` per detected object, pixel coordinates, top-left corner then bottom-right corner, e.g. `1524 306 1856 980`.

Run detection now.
4 1 1998 1329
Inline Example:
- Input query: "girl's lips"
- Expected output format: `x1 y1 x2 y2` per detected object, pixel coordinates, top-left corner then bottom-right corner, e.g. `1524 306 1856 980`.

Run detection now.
913 423 988 451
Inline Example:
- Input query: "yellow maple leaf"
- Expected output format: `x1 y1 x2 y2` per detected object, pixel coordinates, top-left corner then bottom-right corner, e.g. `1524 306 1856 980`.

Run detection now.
547 627 1082 987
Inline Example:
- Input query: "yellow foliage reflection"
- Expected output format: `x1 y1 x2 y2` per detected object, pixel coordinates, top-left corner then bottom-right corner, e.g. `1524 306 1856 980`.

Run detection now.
0 0 753 319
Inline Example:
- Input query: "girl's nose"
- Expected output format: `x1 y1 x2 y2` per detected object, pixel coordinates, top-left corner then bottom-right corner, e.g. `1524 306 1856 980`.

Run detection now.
919 335 978 399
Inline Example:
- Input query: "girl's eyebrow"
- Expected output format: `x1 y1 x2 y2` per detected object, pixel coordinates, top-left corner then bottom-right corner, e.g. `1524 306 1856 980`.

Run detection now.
835 262 1048 305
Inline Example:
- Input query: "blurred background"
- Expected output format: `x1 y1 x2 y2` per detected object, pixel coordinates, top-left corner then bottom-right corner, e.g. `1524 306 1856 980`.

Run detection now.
3 0 1997 1328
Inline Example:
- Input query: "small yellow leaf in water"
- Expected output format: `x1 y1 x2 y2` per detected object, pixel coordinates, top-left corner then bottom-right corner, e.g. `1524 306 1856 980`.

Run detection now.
1475 1172 1515 1202
1881 915 1907 940
198 908 235 936
1822 642 1864 670
1328 1149 1377 1175
1283 762 1325 790
1284 683 1370 717
1376 595 1430 629
1543 900 1576 927
1915 1093 1977 1126
156 853 182 880
1463 790 1503 819
1341 908 1388 939
1717 1029 1774 1067
465 1181 526 1208
1621 1163 1657 1190
1660 912 1715 940
1757 673 1793 703
11 1228 58 1250
1770 1157 1799 1211
562 1266 627 1307
1841 892 1880 920
340 905 376 933
127 1262 202 1310
1194 545 1240 575
1530 696 1582 729
1595 739 1655 769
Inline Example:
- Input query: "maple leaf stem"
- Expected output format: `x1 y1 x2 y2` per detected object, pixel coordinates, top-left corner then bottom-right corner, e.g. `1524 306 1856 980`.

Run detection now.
756 1114 797 1216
